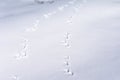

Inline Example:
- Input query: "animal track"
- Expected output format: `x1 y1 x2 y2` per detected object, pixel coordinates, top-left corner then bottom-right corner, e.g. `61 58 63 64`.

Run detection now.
15 39 29 60
63 56 74 76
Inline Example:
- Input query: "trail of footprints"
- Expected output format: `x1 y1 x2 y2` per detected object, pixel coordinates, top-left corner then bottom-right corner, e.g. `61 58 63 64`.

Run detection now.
62 30 74 76
62 32 71 48
64 56 74 76
15 19 41 60
12 0 87 79
43 0 83 19
62 13 74 77
15 38 29 60
25 20 40 32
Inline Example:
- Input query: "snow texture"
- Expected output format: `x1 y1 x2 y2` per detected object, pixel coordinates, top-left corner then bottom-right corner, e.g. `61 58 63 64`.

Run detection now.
0 0 120 80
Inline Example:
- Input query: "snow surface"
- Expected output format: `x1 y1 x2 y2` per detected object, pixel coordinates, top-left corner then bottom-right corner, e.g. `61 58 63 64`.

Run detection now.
0 0 120 80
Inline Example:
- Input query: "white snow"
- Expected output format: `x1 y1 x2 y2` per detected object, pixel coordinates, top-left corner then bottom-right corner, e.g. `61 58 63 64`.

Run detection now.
0 0 120 80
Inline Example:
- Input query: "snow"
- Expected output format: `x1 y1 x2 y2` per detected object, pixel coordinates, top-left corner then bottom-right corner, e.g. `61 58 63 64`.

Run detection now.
0 0 120 80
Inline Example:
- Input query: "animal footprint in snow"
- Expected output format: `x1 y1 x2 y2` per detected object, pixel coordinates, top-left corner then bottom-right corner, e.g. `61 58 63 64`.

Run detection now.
64 32 70 40
68 71 74 76
64 69 74 76
20 49 27 57
15 39 29 60
64 42 71 48
14 53 22 60
61 40 71 48
43 12 55 19
64 68 69 73
15 51 27 60
22 39 29 50
43 13 53 19
64 61 70 66
25 20 40 32
61 41 70 47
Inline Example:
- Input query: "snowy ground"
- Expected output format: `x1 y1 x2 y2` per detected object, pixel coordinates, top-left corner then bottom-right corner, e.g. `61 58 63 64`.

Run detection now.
0 0 120 80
